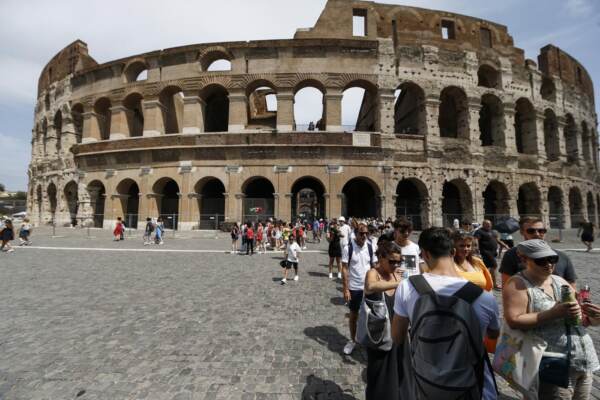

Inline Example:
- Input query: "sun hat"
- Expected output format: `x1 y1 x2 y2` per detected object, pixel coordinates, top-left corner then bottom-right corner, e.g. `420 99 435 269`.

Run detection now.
517 239 558 259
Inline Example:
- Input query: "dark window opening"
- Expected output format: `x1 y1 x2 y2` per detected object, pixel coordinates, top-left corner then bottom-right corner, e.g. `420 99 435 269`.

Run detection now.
441 20 456 40
480 27 492 48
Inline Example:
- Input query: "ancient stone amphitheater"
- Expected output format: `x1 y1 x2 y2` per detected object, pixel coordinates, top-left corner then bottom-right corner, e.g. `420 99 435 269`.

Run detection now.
28 0 599 231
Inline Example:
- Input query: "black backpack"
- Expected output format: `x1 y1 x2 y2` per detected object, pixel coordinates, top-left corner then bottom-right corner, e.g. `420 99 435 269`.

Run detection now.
347 240 375 267
408 275 496 400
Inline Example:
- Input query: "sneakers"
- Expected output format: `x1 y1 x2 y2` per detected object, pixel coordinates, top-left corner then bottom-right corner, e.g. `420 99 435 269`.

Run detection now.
293 275 299 281
329 272 333 279
343 341 356 355
337 272 342 279
281 278 287 285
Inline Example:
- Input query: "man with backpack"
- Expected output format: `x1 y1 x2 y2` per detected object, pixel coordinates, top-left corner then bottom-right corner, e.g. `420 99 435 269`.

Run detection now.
391 227 500 400
143 217 154 245
341 222 376 355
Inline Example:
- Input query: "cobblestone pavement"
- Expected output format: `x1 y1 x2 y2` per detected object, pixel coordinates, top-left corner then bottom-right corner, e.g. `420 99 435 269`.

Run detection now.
0 227 599 399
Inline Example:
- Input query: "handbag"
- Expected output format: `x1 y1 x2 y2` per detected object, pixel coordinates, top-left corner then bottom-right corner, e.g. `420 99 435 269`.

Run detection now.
356 292 393 351
538 325 571 388
279 260 288 268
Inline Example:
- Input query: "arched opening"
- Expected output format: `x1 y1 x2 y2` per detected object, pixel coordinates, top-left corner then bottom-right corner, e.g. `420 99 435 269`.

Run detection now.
479 94 504 147
291 177 326 221
587 192 596 226
41 118 48 155
207 59 231 71
564 114 579 163
47 183 57 218
63 181 78 226
246 81 277 129
342 81 377 131
195 178 226 229
93 98 111 141
87 180 106 228
514 98 537 154
548 186 564 228
395 178 428 230
517 183 541 217
159 86 184 134
71 103 84 144
153 178 180 230
342 177 380 218
200 85 229 132
116 179 140 229
54 110 62 153
544 109 560 161
294 81 325 131
124 61 149 83
477 65 500 89
242 177 275 222
442 179 473 227
568 188 584 228
581 121 591 162
540 77 556 102
394 82 426 135
36 185 43 223
439 86 468 139
483 181 510 224
123 93 144 137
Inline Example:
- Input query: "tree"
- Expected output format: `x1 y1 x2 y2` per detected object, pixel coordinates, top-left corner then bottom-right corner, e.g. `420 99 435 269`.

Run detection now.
0 183 5 192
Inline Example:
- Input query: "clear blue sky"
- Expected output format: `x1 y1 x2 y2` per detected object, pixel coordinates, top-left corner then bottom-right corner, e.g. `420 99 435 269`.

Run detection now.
1 0 599 191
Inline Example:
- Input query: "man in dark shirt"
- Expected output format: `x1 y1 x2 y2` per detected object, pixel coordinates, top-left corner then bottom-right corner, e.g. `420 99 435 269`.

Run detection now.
474 220 508 290
499 217 577 288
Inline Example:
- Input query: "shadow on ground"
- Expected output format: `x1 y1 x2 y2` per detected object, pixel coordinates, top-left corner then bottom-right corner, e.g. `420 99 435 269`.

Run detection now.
304 325 366 365
301 374 359 400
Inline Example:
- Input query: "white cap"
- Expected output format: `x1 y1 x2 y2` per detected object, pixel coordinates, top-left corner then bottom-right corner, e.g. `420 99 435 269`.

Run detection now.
338 216 346 222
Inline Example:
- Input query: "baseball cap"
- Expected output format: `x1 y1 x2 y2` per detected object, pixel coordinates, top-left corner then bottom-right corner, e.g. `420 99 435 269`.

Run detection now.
517 239 557 259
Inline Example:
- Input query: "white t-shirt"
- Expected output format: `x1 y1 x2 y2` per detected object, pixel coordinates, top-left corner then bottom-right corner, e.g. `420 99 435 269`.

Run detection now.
341 239 378 291
286 242 301 262
339 223 352 247
394 273 500 400
399 241 421 276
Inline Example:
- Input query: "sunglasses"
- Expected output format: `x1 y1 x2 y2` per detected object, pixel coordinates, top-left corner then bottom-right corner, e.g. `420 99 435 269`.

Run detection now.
357 231 369 236
526 228 547 235
533 256 559 266
389 260 403 267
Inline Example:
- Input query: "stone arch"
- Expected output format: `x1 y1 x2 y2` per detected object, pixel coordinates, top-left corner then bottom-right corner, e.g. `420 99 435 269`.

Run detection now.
395 178 429 230
477 64 500 89
547 186 565 228
544 109 560 161
581 121 591 162
439 86 469 139
483 180 510 223
479 93 504 147
290 176 326 220
194 177 226 229
53 110 62 153
442 179 473 227
87 180 106 228
152 178 180 230
342 177 381 218
123 92 144 137
246 79 277 129
71 103 84 144
394 81 426 135
514 98 537 154
199 47 233 72
540 77 556 102
568 187 584 228
342 79 378 132
293 79 326 131
159 86 184 134
586 192 596 226
564 114 579 162
200 84 229 132
93 97 112 141
517 182 541 217
123 59 149 83
116 178 140 228
47 182 58 218
63 180 79 226
242 177 275 222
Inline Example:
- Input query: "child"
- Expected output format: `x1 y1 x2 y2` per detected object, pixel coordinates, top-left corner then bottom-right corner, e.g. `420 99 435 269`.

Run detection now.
281 235 301 284
113 217 124 241
1 219 15 253
143 217 154 245
19 218 32 246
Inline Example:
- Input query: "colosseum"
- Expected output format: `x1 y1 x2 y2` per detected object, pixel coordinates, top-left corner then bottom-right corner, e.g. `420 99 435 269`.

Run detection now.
28 0 599 231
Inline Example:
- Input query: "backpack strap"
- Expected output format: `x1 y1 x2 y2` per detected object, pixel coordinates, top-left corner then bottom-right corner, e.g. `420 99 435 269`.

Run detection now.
347 242 353 264
409 275 434 296
453 282 483 304
367 241 374 267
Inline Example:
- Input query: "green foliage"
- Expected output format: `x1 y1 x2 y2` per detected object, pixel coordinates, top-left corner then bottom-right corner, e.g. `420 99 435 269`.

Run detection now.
0 183 5 192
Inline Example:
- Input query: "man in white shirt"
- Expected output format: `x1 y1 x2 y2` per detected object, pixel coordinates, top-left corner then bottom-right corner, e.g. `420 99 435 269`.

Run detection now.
280 235 301 284
393 218 424 276
338 216 352 248
391 228 500 400
341 223 377 355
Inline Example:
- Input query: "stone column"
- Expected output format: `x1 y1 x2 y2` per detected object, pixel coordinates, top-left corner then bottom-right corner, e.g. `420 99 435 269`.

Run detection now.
336 193 346 218
273 193 280 221
467 97 483 154
222 192 231 223
60 117 78 154
424 97 441 152
560 188 571 229
45 124 58 159
178 166 193 231
534 110 547 161
378 89 396 135
188 193 201 229
276 91 294 132
146 193 162 219
503 104 517 155
82 111 100 143
228 89 247 132
324 90 343 132
234 193 245 223
109 105 129 140
182 92 205 134
556 116 568 163
142 100 165 137
323 193 331 220
279 193 293 222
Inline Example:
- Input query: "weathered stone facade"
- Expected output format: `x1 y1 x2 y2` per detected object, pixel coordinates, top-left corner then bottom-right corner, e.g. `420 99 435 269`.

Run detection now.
28 0 599 230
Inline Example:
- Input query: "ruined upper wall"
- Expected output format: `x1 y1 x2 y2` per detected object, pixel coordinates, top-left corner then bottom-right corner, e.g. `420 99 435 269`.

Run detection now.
37 40 97 96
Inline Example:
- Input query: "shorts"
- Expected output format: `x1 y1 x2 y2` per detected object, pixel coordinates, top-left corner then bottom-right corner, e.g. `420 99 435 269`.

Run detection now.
582 233 594 242
480 251 498 270
348 290 363 312
282 260 298 269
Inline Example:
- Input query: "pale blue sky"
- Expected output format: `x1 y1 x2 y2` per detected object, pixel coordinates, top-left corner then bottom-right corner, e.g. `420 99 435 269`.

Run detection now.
0 0 599 191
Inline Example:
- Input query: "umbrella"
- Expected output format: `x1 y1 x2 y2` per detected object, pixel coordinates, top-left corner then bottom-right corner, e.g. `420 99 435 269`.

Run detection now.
494 217 520 234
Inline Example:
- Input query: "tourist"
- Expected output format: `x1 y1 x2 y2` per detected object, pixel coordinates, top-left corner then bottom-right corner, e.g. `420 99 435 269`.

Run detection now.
113 217 124 241
143 217 154 245
282 223 291 250
453 218 460 230
0 219 15 253
392 227 500 400
246 222 255 255
327 220 342 280
230 222 240 253
500 217 577 288
240 222 248 253
18 218 32 246
341 223 377 355
473 220 508 290
281 235 301 285
274 223 282 249
338 216 352 248
392 218 423 276
453 230 493 291
577 219 596 252
364 241 404 400
503 239 599 399
256 222 265 254
312 219 320 243
155 217 164 245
